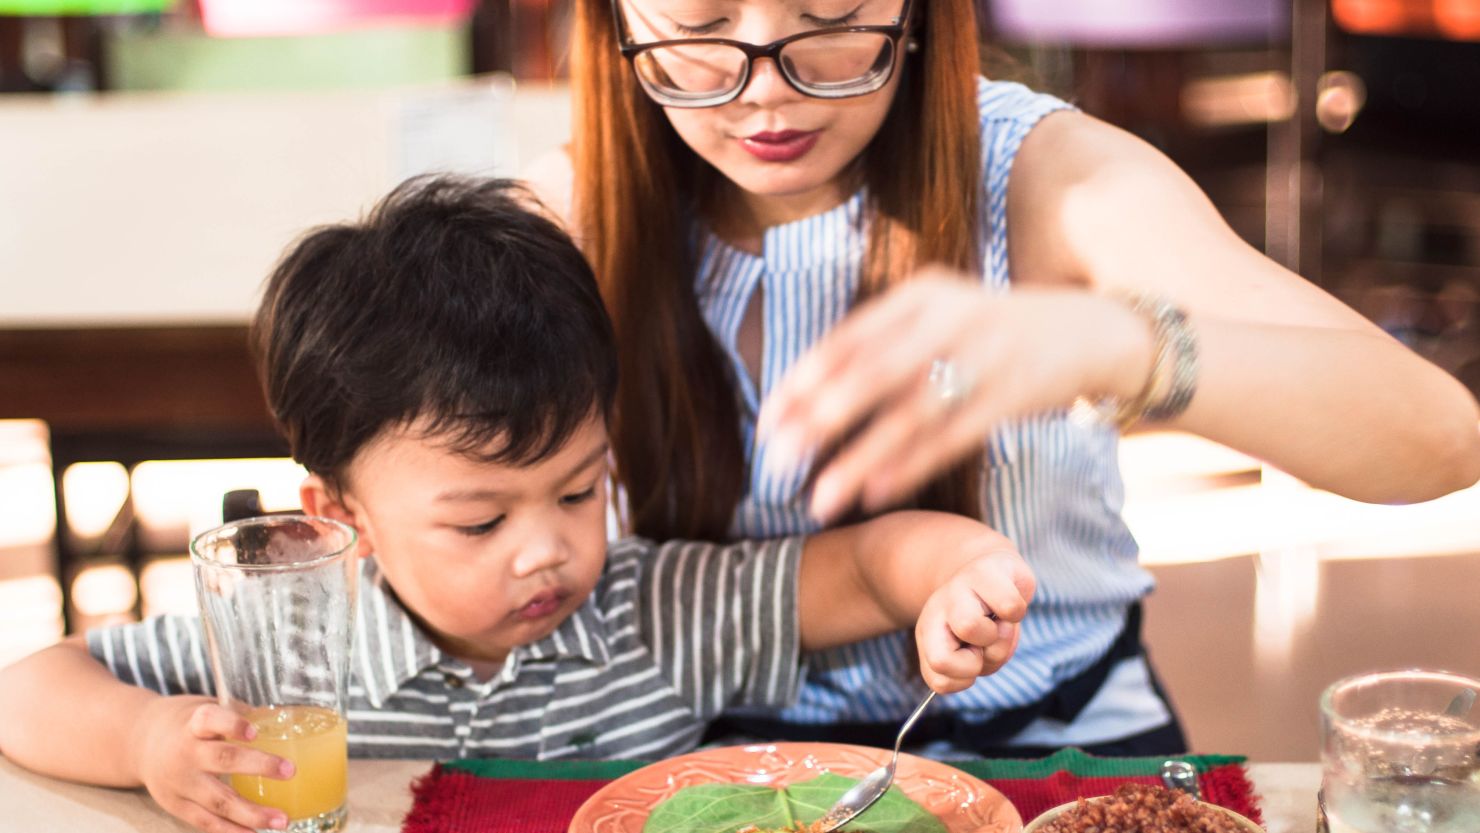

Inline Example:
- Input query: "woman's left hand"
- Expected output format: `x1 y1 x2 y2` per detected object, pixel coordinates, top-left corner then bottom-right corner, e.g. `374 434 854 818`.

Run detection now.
758 271 1152 522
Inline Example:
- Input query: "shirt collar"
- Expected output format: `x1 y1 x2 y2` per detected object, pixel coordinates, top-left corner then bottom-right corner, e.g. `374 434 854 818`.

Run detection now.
353 559 611 707
512 594 612 668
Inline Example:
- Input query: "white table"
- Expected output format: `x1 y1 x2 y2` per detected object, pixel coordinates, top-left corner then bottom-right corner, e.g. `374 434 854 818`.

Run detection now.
0 756 1318 832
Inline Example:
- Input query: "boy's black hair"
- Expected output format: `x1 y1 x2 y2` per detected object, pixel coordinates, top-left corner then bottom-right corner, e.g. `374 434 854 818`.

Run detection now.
252 175 616 485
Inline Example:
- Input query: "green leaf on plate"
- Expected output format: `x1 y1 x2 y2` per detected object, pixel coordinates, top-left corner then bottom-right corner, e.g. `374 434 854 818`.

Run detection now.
642 772 949 833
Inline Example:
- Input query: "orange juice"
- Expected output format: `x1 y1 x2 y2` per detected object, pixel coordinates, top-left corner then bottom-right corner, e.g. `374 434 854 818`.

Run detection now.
231 705 348 821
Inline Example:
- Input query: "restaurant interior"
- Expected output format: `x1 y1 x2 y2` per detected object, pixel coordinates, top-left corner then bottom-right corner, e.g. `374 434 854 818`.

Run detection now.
2 0 1479 800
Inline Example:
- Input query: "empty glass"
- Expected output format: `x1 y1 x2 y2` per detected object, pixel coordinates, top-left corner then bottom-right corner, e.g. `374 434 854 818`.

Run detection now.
191 515 359 833
1319 669 1480 833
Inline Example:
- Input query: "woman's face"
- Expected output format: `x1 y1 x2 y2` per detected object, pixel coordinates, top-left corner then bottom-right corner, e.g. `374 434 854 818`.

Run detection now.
617 0 908 220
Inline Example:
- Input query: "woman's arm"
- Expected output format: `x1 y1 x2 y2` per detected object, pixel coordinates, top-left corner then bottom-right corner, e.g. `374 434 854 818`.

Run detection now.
760 113 1480 517
1009 112 1480 503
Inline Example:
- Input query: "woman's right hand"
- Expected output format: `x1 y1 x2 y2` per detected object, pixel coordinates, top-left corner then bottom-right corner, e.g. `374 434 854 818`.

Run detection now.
132 697 294 833
759 274 1153 522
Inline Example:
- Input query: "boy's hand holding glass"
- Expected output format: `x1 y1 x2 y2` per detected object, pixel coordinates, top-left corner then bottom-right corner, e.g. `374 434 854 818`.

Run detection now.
912 529 1035 694
132 696 294 833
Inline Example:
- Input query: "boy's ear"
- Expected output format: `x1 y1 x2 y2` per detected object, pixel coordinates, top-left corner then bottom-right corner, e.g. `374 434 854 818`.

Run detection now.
299 475 375 559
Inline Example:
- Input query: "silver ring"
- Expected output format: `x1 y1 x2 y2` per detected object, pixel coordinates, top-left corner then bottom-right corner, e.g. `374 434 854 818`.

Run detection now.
927 358 970 408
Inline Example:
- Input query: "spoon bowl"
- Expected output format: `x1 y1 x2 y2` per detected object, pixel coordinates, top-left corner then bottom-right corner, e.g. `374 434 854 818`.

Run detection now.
816 691 937 832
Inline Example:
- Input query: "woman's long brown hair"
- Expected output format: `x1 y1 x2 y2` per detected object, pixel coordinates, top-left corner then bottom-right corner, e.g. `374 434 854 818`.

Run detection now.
572 0 985 540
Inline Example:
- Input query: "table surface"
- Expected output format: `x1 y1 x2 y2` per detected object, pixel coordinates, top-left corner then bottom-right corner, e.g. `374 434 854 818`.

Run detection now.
0 756 1319 833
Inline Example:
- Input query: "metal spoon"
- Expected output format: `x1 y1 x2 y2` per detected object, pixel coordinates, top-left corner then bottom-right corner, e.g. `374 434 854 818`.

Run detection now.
817 691 937 832
1159 759 1201 799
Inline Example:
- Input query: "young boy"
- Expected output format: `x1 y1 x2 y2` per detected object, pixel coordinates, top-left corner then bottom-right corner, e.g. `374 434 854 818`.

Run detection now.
0 177 1033 833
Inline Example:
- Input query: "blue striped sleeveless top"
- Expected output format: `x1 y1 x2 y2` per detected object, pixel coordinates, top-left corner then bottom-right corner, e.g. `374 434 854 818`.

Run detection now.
692 78 1157 726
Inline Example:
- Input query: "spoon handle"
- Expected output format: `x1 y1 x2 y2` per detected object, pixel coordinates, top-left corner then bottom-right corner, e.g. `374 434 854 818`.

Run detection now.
893 691 937 756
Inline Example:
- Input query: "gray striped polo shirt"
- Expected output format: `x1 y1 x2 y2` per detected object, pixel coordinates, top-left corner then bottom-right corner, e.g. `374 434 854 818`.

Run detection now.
87 536 803 760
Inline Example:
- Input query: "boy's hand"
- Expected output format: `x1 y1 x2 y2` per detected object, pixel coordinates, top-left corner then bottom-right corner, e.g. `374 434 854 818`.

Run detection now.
131 696 295 833
915 537 1035 694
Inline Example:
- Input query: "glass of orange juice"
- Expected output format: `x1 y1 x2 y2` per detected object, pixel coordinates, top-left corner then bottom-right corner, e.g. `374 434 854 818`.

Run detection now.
192 515 358 833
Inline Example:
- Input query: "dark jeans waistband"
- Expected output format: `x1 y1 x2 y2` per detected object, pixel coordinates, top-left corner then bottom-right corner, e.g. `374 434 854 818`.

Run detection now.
702 603 1154 755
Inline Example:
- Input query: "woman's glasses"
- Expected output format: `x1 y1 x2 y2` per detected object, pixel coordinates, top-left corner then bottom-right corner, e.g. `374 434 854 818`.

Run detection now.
611 0 913 108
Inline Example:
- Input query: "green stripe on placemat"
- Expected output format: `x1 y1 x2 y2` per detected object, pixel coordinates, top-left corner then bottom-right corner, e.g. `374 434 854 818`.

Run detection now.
950 749 1245 779
445 758 646 780
443 749 1245 781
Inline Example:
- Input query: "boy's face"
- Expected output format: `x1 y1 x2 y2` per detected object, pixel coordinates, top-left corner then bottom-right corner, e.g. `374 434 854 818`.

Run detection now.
302 414 610 666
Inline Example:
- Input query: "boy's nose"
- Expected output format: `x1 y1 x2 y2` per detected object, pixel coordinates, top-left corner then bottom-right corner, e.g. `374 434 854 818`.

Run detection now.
511 535 569 578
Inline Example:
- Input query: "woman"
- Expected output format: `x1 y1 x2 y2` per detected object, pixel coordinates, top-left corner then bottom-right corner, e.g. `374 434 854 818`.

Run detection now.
526 0 1480 754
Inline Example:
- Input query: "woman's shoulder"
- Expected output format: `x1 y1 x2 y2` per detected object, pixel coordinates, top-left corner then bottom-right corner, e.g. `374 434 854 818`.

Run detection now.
975 76 1075 130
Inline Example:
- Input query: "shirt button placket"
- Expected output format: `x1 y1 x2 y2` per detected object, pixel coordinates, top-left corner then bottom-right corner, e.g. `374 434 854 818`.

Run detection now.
444 670 475 757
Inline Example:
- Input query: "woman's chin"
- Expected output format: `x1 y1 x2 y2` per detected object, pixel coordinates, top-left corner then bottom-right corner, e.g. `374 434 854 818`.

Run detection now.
724 168 849 213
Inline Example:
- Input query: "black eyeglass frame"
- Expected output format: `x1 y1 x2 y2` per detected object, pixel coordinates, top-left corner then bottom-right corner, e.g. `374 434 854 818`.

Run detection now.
610 0 915 108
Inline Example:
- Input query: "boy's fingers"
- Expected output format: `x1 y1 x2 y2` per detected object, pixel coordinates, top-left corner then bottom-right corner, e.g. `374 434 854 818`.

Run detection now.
192 777 290 832
917 615 986 680
188 704 256 742
174 796 262 833
196 740 295 780
942 589 999 647
981 622 1020 673
968 553 1033 622
920 665 974 695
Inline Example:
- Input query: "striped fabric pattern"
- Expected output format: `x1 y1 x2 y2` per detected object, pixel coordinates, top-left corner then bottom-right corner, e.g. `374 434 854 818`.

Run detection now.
86 536 803 760
694 79 1157 727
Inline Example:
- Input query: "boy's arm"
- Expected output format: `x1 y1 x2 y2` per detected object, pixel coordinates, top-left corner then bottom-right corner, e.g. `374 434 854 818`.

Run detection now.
797 510 1033 654
0 636 175 784
0 633 294 833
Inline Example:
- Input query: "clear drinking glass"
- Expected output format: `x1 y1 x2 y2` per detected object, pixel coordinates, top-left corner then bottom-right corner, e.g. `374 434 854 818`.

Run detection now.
1319 669 1480 833
191 515 359 833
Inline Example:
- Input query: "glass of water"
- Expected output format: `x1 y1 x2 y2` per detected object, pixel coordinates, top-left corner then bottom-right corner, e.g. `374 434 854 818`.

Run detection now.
1319 669 1480 833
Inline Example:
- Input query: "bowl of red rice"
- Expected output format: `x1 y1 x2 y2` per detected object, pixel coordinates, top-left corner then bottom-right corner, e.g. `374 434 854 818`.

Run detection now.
1022 783 1263 832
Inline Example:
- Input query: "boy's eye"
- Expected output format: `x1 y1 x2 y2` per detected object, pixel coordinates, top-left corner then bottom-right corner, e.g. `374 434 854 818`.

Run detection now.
458 516 505 536
561 487 598 506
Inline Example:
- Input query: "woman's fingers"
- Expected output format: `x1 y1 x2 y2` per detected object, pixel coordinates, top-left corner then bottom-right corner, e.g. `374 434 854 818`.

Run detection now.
853 382 1008 513
808 373 953 519
764 311 945 466
760 278 973 454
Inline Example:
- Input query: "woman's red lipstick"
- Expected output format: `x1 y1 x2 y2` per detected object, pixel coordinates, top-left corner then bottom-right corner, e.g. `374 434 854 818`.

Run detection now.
741 129 820 162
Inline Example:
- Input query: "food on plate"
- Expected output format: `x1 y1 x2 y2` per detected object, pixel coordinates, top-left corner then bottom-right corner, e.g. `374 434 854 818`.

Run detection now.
1036 783 1249 833
641 772 947 833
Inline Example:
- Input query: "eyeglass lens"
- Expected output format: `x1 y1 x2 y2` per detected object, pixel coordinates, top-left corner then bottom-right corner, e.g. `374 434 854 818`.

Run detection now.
633 32 895 100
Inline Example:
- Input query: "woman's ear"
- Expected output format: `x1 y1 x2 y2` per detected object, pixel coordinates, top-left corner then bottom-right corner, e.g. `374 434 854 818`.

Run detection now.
300 475 375 559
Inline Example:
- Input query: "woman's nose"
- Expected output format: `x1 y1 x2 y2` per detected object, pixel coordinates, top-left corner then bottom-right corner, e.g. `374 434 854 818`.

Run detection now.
737 56 802 106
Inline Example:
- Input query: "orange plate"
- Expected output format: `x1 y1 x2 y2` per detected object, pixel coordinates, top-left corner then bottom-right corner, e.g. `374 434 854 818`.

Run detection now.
568 741 1023 833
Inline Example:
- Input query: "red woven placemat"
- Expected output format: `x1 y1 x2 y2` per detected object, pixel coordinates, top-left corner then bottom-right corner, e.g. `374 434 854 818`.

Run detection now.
403 752 1262 833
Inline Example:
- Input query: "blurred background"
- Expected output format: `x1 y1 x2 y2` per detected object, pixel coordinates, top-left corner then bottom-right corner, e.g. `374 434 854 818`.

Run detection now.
2 0 1478 762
